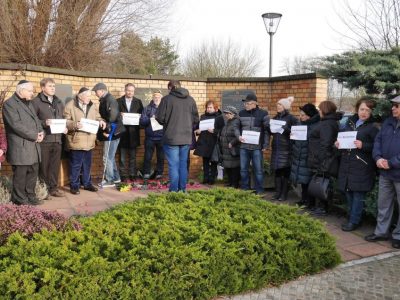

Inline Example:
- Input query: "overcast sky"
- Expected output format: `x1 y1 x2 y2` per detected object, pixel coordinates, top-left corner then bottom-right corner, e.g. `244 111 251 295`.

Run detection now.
160 0 363 76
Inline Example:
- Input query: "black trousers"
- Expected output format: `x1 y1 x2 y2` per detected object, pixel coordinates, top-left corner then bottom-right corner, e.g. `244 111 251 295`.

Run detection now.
39 142 62 192
203 157 218 182
225 167 240 188
12 163 39 204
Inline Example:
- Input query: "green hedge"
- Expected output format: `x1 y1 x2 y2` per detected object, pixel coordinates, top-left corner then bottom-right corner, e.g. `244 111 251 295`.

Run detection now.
0 189 341 299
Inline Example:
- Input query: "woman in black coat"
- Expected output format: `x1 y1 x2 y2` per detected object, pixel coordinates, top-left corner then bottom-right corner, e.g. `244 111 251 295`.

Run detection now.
308 100 341 215
219 106 241 188
335 99 379 231
270 96 299 200
194 100 223 184
290 103 320 207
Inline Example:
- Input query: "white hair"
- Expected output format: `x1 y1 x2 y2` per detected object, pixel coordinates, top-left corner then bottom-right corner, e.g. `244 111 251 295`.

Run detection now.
16 82 33 94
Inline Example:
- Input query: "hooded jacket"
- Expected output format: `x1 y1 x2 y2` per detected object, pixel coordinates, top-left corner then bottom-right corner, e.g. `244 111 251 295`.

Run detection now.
97 92 124 141
373 116 400 182
156 87 199 145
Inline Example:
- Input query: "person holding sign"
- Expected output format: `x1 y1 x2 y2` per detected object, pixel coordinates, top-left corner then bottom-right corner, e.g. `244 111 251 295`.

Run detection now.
117 83 144 181
194 100 224 185
32 78 67 198
365 96 400 248
334 98 379 231
308 100 341 216
290 103 320 208
139 90 164 180
234 93 270 195
64 87 106 195
270 96 299 201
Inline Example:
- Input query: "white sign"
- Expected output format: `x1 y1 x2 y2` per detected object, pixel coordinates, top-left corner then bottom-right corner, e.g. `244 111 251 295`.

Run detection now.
79 118 99 134
337 131 357 149
122 113 141 125
242 130 260 145
270 119 286 134
199 119 215 131
290 125 307 141
150 117 163 131
49 119 67 134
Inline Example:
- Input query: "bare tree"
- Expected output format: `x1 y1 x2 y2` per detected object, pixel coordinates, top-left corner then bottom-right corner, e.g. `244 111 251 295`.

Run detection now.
280 55 320 75
182 39 261 78
335 0 400 50
0 0 173 71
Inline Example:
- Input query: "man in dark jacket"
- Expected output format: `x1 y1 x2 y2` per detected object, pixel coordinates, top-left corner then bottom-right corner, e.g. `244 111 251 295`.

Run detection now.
366 96 400 249
32 78 65 197
93 83 121 187
3 80 44 205
156 80 199 192
117 83 143 181
234 93 270 194
140 90 164 180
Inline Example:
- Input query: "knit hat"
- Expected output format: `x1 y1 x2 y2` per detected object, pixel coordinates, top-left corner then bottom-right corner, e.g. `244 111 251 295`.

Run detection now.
78 87 90 95
299 103 319 117
17 80 29 85
242 93 257 102
92 82 107 91
223 105 238 115
278 96 294 110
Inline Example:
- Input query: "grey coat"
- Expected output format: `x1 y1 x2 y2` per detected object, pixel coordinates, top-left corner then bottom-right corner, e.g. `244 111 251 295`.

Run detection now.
3 93 43 165
220 117 241 169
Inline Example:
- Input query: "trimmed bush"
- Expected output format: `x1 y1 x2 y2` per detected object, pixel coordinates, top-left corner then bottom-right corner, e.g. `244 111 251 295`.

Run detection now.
0 189 341 299
0 204 81 245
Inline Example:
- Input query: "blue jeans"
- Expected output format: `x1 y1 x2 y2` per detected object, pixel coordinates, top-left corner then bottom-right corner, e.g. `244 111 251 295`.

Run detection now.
69 150 92 189
163 144 189 192
240 148 264 194
345 191 366 225
103 139 120 182
143 139 164 176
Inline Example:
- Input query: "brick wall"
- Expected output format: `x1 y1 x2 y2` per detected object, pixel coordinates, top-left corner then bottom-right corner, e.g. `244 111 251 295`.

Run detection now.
0 64 327 186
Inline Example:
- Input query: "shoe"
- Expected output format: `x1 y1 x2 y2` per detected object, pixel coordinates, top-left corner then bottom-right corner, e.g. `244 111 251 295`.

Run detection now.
155 175 163 180
29 198 43 205
70 188 80 195
341 222 359 232
296 200 306 206
143 174 150 180
392 239 400 249
84 185 98 192
50 190 65 197
129 175 137 181
114 179 121 184
364 234 389 242
98 181 115 188
311 207 328 216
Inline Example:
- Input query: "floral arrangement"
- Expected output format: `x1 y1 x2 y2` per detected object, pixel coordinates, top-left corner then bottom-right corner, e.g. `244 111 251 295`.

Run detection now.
116 179 202 192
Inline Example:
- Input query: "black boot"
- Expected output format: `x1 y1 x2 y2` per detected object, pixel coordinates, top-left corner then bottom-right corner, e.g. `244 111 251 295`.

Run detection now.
279 178 289 201
272 176 282 200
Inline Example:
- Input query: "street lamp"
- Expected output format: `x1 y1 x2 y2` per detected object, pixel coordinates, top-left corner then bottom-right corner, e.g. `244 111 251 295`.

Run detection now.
262 12 282 77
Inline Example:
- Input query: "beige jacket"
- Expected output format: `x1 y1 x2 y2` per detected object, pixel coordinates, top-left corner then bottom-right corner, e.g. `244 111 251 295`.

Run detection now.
64 98 103 151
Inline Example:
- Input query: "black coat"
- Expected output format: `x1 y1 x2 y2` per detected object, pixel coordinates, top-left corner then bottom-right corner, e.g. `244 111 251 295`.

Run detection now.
31 92 64 144
270 110 299 170
194 111 223 158
219 116 241 169
290 114 320 185
117 96 143 148
308 112 341 177
337 114 379 192
97 92 123 141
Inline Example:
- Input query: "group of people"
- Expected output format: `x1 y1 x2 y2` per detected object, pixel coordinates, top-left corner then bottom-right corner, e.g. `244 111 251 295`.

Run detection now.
2 79 400 248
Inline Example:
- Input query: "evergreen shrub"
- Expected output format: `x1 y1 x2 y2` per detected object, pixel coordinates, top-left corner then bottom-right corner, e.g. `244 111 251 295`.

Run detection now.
0 188 341 299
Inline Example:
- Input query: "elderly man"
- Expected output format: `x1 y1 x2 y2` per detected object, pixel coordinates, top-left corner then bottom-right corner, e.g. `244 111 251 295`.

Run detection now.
140 90 164 180
365 95 400 249
93 82 123 187
156 80 199 192
117 83 143 181
3 80 44 205
234 93 270 195
32 78 65 198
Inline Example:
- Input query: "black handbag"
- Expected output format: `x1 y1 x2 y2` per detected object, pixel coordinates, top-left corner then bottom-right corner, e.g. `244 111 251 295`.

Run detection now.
210 143 222 163
308 174 331 201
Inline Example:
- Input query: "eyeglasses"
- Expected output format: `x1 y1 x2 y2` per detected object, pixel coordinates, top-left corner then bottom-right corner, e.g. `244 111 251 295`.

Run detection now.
392 103 399 108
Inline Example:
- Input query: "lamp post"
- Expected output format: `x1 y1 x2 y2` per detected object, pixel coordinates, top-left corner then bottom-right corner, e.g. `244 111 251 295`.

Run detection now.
262 12 282 77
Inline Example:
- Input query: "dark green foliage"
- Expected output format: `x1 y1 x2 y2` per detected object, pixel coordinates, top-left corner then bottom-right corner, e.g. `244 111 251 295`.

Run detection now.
317 48 400 95
0 189 341 299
